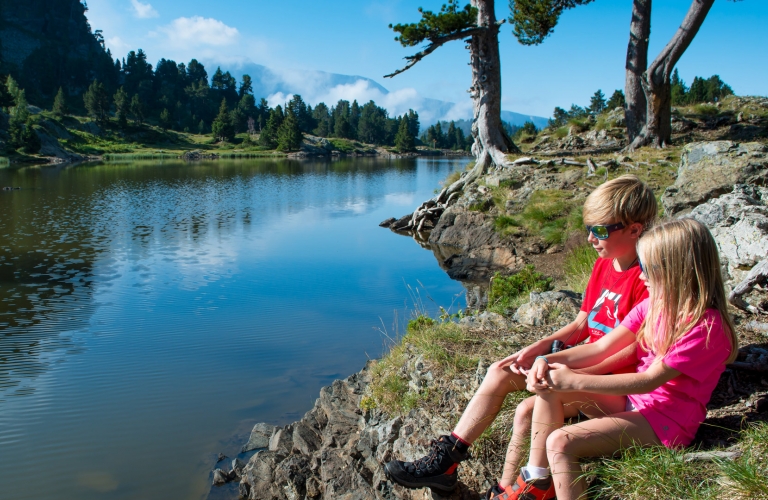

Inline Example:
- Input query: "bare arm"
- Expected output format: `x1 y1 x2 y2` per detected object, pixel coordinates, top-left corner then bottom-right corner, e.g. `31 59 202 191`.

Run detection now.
540 359 680 396
498 311 589 374
575 342 638 375
530 325 637 375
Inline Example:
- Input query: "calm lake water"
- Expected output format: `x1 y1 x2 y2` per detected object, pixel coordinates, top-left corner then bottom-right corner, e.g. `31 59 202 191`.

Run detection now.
0 157 468 500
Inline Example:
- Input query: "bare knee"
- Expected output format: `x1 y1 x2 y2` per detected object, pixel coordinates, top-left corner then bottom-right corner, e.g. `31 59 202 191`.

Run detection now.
546 429 576 458
513 396 536 429
482 361 525 392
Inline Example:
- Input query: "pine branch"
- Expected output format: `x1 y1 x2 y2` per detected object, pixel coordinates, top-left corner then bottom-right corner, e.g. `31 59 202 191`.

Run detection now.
384 26 486 78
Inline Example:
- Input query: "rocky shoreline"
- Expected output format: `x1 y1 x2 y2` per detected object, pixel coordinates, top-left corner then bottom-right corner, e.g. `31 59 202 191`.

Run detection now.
211 140 768 499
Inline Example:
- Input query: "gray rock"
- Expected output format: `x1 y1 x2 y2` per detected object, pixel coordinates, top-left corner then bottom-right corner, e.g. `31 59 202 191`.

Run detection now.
232 458 247 475
379 217 397 228
268 425 294 456
293 422 322 455
242 422 277 452
662 141 768 216
606 107 626 128
688 184 768 282
513 290 582 326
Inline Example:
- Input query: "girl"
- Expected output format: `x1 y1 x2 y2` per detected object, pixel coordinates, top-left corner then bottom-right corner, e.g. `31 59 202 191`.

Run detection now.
489 218 738 500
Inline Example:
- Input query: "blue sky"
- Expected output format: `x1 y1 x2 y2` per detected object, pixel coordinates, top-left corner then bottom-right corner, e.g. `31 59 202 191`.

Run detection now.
86 0 768 118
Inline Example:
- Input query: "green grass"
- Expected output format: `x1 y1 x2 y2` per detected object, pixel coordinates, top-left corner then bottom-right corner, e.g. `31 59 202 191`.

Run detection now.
365 318 478 415
568 118 591 133
587 445 721 500
329 138 357 153
487 265 552 315
694 103 719 116
717 422 768 499
555 126 569 139
563 244 598 293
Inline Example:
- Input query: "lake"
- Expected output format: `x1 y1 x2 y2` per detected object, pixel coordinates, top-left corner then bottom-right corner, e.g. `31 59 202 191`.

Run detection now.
0 157 469 500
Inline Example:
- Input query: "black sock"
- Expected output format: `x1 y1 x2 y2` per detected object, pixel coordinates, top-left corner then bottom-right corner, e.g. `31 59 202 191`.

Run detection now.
447 433 470 453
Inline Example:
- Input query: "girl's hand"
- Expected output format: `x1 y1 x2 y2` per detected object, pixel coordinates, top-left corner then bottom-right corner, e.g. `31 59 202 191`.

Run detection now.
526 357 551 392
546 363 577 392
498 341 549 375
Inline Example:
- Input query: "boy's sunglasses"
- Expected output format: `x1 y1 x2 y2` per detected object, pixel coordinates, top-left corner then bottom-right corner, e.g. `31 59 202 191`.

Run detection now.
586 222 625 240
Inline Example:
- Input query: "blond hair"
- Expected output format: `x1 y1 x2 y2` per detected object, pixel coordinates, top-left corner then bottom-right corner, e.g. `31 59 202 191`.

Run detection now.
636 218 738 364
583 175 657 228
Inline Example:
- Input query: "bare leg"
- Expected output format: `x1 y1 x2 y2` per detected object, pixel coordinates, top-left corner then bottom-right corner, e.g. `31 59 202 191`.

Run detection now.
527 391 627 469
452 361 527 443
546 411 660 500
499 395 535 487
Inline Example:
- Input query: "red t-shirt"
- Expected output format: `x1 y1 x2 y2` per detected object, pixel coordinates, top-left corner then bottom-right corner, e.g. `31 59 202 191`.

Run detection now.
576 258 648 373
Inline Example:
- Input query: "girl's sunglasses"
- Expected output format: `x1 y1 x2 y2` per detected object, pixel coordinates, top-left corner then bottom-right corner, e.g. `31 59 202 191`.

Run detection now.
586 222 625 240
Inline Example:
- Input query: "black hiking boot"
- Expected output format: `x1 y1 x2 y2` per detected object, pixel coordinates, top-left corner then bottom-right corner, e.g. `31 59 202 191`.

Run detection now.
384 435 470 492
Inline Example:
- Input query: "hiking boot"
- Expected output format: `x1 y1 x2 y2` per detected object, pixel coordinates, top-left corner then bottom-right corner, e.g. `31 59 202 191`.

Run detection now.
384 435 469 492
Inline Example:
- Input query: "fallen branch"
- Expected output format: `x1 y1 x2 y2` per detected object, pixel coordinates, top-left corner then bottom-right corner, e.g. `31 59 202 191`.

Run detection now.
683 450 742 463
729 259 768 314
729 362 768 373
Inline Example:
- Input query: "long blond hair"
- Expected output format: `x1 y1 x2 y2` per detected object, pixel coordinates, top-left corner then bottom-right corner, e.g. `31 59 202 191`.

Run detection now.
636 218 738 363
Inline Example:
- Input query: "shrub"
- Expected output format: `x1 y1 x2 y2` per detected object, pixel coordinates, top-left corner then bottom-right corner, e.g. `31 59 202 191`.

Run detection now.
555 126 569 138
694 103 719 116
488 265 552 313
568 118 590 133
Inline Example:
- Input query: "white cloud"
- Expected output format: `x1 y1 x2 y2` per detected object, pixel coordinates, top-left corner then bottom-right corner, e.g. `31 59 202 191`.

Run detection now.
157 16 240 49
105 36 131 55
130 0 158 19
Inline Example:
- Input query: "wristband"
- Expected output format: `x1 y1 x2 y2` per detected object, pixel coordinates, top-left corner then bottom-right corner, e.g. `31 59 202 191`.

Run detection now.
534 356 549 364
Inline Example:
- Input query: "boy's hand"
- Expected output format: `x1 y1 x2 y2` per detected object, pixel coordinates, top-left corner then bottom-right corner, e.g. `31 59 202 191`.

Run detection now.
498 341 549 375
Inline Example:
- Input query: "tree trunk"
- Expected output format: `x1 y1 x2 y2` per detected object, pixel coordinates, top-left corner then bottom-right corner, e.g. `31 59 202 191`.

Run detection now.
624 0 651 142
447 0 519 194
631 0 715 149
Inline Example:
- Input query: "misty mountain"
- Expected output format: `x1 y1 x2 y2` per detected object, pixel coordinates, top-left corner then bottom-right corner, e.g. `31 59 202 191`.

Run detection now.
227 64 549 130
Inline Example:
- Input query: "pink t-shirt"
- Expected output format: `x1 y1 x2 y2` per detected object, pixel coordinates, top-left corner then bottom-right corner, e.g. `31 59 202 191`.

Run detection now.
620 299 732 447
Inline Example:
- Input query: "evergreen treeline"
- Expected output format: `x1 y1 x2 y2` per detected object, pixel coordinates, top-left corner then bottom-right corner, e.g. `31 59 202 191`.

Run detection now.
670 70 733 106
1 48 423 152
420 121 471 150
547 72 732 129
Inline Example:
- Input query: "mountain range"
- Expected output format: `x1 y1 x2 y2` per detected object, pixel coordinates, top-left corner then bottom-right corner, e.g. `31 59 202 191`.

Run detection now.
228 63 549 130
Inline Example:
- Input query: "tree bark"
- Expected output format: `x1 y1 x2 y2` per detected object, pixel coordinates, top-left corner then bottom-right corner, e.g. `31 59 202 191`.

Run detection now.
447 0 519 194
624 0 651 142
631 0 715 149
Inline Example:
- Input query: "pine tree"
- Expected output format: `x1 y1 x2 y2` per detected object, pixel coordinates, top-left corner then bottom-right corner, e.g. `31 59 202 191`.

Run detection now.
113 87 129 128
606 89 626 110
394 115 415 152
259 105 284 149
52 87 68 118
277 108 303 151
130 94 146 125
0 77 13 109
159 109 172 131
589 89 607 115
83 80 110 125
670 69 688 106
211 99 235 142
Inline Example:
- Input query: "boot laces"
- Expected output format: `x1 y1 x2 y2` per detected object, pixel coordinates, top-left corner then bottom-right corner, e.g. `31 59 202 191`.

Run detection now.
409 439 447 474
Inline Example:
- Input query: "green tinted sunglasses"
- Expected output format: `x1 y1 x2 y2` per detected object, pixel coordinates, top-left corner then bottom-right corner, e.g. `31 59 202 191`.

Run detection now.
586 222 625 240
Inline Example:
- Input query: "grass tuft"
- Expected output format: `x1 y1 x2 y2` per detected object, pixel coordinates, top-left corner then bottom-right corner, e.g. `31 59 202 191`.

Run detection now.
563 244 598 294
587 445 720 500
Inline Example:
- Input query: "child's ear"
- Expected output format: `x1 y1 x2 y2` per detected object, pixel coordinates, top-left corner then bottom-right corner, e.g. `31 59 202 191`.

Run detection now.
629 222 644 239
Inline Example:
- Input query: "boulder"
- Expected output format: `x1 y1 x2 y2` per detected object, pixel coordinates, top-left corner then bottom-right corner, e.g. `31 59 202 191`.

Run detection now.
242 422 277 452
688 184 768 283
513 290 582 327
662 141 768 216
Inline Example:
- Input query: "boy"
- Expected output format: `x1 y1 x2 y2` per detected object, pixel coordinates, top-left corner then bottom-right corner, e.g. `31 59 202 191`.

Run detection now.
385 175 657 495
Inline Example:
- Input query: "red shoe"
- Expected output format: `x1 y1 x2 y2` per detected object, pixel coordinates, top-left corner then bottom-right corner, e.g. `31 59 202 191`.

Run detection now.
485 474 556 500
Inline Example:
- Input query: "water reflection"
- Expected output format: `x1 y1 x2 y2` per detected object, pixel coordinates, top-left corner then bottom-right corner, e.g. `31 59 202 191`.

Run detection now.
0 157 467 500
